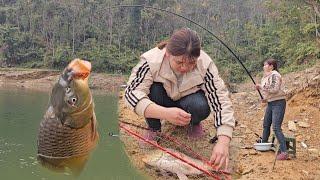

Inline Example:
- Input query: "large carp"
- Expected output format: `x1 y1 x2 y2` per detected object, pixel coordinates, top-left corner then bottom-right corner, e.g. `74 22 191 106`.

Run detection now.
142 149 213 180
37 59 98 175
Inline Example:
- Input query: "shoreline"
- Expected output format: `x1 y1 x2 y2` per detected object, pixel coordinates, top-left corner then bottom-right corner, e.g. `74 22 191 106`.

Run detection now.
0 68 126 95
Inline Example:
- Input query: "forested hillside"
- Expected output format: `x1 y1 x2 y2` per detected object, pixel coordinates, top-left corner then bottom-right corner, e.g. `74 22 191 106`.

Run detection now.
0 0 319 82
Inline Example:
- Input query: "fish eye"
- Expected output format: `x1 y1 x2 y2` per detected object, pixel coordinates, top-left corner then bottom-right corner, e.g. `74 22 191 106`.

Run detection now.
66 87 71 93
71 97 77 103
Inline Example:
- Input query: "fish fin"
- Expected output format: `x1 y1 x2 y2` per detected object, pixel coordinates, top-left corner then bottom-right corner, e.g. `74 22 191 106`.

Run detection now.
91 112 98 141
176 172 189 180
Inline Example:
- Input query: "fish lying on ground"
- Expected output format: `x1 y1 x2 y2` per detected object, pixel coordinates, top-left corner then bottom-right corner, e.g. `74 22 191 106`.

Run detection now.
142 148 213 180
37 59 98 175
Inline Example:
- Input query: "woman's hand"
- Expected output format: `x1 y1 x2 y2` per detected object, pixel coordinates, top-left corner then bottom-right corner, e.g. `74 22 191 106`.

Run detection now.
210 135 230 171
164 107 191 126
144 104 190 126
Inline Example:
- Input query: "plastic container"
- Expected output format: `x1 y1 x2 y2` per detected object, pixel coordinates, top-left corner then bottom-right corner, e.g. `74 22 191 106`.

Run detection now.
253 142 273 151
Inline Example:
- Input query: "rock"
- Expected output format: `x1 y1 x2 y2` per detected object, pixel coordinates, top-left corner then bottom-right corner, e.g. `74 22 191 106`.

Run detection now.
302 170 309 176
241 152 249 157
240 124 247 128
240 145 253 149
245 128 252 134
242 168 253 175
296 135 303 142
249 150 258 155
312 75 320 81
299 108 306 113
301 142 308 149
233 135 246 139
120 84 127 88
209 131 216 137
293 119 299 123
308 148 319 156
306 135 311 140
258 166 269 173
288 121 297 131
298 122 310 128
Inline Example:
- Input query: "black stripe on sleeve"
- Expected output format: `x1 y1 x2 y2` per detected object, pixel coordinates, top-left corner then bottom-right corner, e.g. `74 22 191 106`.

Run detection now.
125 62 150 107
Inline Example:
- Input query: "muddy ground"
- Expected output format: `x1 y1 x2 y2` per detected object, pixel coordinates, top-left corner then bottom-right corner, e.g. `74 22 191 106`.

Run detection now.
118 63 320 180
0 64 319 179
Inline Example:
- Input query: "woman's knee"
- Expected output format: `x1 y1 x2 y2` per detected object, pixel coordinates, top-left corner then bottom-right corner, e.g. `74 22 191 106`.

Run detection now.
179 91 210 120
189 100 210 121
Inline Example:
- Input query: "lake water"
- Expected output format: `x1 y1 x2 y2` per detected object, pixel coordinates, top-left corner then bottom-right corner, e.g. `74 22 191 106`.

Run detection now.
0 88 146 180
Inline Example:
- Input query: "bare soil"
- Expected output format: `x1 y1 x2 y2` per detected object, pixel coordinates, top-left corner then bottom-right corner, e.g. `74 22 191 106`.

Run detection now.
118 63 320 180
232 64 320 179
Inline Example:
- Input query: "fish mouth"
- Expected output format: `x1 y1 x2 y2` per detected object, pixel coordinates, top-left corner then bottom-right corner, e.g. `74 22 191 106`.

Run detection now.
67 59 92 80
67 97 78 107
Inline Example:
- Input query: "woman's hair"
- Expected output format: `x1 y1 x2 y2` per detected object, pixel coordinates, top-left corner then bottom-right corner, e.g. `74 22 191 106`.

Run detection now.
265 58 278 71
157 28 201 61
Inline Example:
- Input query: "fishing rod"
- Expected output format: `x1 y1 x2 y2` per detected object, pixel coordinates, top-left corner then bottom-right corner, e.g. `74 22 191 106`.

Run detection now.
116 120 231 176
117 119 216 142
116 120 227 170
107 5 264 99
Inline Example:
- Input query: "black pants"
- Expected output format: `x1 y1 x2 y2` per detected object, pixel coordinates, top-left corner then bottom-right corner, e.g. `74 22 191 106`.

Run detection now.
146 82 210 131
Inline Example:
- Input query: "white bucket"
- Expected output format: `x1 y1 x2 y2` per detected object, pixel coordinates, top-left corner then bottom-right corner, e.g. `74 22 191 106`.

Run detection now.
253 143 273 151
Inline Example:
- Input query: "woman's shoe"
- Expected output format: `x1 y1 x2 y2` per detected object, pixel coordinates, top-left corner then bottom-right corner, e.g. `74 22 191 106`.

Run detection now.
187 123 204 139
276 152 289 160
139 130 160 149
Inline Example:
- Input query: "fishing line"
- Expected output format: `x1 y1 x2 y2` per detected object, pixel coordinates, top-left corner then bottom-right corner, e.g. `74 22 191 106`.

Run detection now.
107 4 264 99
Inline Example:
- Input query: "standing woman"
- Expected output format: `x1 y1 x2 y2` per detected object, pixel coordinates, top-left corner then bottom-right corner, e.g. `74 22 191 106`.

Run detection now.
124 28 235 170
256 58 288 160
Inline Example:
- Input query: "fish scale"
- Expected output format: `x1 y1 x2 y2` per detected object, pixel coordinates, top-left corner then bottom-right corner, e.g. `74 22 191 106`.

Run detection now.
38 116 97 158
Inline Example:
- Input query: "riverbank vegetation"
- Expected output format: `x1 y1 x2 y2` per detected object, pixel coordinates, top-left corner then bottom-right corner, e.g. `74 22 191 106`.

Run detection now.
0 0 319 82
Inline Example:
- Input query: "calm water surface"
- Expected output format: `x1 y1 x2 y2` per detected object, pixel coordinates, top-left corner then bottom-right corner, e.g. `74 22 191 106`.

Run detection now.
0 88 146 180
